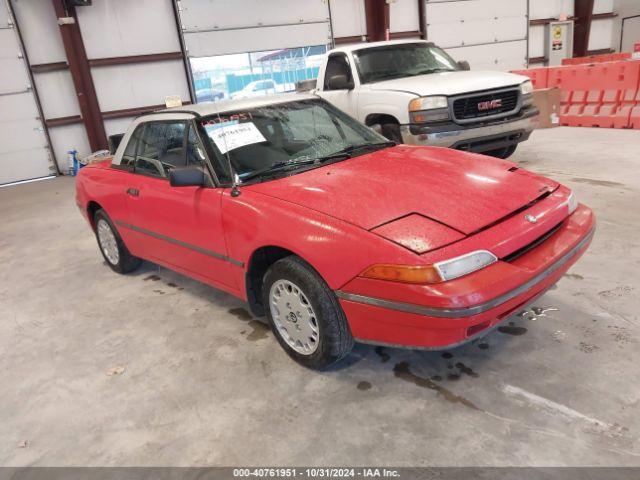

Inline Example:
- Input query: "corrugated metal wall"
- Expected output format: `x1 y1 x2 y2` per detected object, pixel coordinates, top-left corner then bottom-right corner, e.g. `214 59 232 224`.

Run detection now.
425 0 528 71
331 0 367 41
529 0 618 64
178 0 332 58
10 0 191 177
331 0 619 68
11 0 88 174
0 0 625 183
76 0 190 137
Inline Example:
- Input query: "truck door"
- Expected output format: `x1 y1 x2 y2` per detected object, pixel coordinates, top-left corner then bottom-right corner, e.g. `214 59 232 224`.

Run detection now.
319 53 359 118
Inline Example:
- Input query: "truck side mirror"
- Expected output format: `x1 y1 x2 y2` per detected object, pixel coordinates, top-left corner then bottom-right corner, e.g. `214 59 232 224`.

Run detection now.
327 74 354 90
108 133 124 154
457 60 471 71
169 166 205 187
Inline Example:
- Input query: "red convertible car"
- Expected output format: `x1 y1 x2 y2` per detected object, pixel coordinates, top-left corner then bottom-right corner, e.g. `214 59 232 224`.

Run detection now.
76 93 595 369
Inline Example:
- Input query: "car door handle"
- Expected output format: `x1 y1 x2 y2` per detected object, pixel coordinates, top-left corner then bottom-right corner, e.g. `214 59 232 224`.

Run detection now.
126 188 139 197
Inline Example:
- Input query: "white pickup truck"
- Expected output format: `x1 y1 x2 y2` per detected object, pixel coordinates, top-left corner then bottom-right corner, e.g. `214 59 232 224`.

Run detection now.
314 40 538 158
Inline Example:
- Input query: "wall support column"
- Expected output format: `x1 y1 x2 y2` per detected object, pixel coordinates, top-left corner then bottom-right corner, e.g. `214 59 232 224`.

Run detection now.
51 0 107 151
364 0 390 42
574 0 595 57
418 0 426 39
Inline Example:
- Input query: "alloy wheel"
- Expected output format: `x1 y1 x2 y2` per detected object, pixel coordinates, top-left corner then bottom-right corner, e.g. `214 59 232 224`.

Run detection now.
269 279 319 355
97 219 119 265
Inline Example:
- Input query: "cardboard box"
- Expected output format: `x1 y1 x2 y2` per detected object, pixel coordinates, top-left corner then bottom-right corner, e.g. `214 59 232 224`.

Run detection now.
532 87 561 128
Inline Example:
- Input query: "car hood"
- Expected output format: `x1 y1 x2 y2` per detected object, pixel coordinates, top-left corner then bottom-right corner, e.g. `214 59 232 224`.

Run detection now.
368 70 528 97
246 146 557 235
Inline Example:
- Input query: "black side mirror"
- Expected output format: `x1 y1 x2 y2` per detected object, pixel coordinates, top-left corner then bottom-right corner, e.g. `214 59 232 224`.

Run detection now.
328 74 354 90
457 60 471 71
169 166 205 187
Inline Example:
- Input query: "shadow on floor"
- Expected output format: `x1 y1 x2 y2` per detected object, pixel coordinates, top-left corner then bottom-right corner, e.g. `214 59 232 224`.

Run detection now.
123 260 543 381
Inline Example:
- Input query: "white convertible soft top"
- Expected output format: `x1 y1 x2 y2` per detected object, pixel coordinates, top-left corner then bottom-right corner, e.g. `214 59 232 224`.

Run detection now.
111 92 318 165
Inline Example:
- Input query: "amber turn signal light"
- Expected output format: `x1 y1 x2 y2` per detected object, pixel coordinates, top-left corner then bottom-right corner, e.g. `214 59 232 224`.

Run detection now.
360 264 442 284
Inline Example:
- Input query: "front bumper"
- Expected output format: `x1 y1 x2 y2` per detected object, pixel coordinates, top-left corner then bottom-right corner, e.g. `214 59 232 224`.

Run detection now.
336 205 595 350
401 106 539 152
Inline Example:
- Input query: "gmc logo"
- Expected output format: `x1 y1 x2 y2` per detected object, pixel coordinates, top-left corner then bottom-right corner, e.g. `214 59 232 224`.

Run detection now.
477 99 502 111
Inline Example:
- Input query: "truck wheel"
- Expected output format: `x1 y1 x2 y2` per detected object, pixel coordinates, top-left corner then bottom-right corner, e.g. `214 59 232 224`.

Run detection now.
381 123 403 144
486 144 517 159
94 209 142 274
262 256 354 369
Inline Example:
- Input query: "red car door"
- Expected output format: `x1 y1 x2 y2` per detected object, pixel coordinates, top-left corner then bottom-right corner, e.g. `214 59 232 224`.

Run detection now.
121 120 237 292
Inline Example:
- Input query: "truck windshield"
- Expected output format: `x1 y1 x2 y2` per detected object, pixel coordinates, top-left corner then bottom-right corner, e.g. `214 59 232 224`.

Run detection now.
353 43 459 84
199 99 390 183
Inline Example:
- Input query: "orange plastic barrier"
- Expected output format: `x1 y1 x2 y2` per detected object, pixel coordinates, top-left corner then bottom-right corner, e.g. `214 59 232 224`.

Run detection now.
559 61 640 128
546 67 561 88
624 88 640 129
512 58 640 129
562 52 631 66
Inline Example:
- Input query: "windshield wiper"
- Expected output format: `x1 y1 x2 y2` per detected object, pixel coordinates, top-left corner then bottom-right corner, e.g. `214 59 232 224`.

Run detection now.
411 67 454 76
241 158 321 182
328 141 396 158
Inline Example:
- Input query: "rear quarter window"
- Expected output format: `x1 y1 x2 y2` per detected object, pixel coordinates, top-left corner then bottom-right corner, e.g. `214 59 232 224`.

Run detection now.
121 125 144 168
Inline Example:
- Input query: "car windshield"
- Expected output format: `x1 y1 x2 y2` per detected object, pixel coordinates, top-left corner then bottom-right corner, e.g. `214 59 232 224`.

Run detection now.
353 43 459 84
199 99 391 183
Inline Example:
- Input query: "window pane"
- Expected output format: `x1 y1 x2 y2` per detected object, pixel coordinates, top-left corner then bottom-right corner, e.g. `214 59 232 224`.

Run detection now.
353 43 459 84
190 45 328 103
186 126 206 167
135 122 186 178
199 99 385 180
324 55 352 89
121 125 143 168
285 105 340 142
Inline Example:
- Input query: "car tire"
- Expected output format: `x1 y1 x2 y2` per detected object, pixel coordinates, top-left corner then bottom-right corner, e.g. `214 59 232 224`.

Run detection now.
262 256 354 369
381 123 403 144
94 209 142 274
486 144 517 159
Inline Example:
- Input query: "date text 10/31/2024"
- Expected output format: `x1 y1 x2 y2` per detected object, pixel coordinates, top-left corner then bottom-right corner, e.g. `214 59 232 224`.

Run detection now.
232 468 400 478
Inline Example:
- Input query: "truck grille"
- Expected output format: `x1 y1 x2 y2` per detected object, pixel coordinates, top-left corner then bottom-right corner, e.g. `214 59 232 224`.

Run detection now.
452 89 519 121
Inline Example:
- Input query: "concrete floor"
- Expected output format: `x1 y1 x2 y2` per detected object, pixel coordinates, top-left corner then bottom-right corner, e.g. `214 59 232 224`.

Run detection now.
1 127 639 466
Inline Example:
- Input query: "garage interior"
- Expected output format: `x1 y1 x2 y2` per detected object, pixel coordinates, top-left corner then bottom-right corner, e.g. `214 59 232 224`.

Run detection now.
2 0 640 470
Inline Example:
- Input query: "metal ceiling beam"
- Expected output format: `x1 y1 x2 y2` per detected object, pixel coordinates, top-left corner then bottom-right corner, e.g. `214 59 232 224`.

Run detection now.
31 52 186 74
51 0 107 151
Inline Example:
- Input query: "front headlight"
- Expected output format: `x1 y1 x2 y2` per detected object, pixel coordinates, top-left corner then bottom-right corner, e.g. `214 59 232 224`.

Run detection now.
567 190 578 214
360 250 498 284
409 96 448 111
409 96 450 124
520 80 533 96
434 250 498 281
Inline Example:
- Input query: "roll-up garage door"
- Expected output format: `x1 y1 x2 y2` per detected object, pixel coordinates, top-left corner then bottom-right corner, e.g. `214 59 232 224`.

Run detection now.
179 0 332 57
177 0 332 101
425 0 528 71
0 2 54 186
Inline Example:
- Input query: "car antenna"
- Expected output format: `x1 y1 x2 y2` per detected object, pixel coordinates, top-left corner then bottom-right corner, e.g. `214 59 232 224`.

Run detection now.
214 109 241 197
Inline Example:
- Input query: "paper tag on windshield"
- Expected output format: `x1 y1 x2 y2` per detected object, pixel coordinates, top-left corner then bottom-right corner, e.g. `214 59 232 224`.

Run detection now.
206 122 266 154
